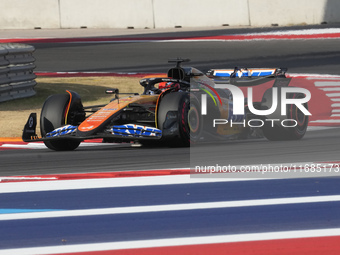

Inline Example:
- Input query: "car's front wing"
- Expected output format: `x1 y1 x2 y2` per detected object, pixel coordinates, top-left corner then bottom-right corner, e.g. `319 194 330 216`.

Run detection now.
22 113 162 143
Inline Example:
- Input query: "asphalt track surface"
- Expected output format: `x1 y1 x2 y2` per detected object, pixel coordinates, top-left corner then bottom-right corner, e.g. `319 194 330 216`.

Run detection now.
0 128 339 176
1 25 340 176
31 25 340 74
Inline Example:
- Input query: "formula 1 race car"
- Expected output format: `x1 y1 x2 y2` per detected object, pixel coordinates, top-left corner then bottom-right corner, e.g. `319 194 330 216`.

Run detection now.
22 59 309 151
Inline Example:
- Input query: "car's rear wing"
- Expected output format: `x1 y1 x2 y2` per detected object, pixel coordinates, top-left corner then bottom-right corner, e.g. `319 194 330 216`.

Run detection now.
206 67 288 87
207 67 286 79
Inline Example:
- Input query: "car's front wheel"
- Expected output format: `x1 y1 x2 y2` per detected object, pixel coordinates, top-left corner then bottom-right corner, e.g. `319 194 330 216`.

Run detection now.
40 92 84 151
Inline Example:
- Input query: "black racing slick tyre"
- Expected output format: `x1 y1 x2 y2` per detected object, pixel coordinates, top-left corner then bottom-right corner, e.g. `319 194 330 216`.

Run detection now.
40 94 81 151
157 92 201 147
262 93 309 141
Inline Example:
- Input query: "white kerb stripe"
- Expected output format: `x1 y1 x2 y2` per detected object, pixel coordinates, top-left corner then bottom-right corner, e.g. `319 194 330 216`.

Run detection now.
314 81 340 87
1 195 340 221
326 93 340 97
310 119 340 123
320 88 340 91
307 77 340 80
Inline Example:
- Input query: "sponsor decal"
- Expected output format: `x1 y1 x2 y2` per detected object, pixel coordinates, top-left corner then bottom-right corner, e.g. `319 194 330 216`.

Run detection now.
110 124 162 137
46 125 77 137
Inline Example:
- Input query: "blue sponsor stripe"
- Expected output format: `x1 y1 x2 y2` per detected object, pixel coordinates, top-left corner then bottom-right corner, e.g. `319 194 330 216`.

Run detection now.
214 72 231 77
252 71 274 76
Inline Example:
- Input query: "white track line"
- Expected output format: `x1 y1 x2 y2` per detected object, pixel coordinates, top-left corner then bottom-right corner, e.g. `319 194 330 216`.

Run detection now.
0 142 116 149
0 143 46 149
1 195 340 221
1 161 340 193
249 28 340 36
1 228 340 255
0 174 264 193
307 126 340 131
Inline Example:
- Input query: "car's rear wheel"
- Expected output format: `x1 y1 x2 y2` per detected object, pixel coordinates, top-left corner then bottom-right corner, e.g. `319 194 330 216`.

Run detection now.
261 93 309 141
40 93 82 151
